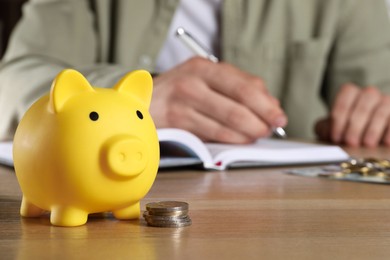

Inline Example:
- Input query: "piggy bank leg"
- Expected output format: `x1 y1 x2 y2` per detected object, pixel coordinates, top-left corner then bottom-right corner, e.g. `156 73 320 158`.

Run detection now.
113 202 140 220
20 196 46 217
50 206 88 226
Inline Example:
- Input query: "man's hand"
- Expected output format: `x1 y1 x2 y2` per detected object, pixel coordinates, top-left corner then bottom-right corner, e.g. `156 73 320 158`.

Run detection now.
315 83 390 147
150 57 287 144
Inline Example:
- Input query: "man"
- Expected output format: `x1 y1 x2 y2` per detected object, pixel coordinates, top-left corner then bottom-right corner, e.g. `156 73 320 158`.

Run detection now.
1 0 390 147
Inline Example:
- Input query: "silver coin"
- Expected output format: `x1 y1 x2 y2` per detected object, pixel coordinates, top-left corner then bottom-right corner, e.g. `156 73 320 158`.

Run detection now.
144 201 191 227
143 212 189 222
145 209 189 217
146 201 189 213
145 217 192 228
145 216 191 224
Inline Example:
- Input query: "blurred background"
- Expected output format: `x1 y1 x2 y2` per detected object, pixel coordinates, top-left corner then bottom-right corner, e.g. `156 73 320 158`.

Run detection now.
0 0 27 59
0 0 390 60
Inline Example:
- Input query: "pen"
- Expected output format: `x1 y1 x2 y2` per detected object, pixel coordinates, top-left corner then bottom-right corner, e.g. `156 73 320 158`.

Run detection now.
175 27 287 139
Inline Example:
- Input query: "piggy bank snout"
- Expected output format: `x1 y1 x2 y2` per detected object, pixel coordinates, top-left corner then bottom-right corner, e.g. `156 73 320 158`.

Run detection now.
102 135 148 178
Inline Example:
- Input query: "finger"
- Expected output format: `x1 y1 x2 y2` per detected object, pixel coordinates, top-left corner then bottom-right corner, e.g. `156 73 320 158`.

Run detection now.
267 93 280 106
166 102 253 144
186 58 287 128
363 95 390 147
344 86 381 147
382 120 390 146
172 76 271 139
212 63 287 127
330 83 360 143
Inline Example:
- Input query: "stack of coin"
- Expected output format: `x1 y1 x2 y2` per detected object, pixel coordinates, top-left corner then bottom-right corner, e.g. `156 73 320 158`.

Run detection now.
143 201 192 228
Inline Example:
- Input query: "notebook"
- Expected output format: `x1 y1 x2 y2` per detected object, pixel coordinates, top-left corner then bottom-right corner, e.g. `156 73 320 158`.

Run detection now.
0 141 13 167
0 128 350 170
158 128 349 170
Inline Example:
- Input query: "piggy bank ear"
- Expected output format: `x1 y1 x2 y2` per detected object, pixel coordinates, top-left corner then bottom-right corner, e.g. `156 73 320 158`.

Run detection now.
114 70 153 108
50 69 94 113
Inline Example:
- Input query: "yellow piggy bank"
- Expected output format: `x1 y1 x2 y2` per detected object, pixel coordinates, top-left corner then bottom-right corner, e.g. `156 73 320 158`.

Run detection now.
13 69 159 227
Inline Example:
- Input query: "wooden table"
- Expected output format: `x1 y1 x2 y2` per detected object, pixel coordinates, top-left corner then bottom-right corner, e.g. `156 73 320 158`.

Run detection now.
1 146 390 259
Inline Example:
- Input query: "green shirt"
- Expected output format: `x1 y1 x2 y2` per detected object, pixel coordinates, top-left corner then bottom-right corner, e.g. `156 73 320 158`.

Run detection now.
1 0 390 140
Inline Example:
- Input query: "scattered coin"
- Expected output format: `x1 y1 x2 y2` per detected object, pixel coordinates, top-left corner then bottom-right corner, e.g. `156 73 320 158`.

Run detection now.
144 201 191 228
289 157 390 184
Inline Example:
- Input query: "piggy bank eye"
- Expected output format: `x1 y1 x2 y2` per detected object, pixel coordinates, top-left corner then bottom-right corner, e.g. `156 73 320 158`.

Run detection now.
136 110 143 120
89 111 99 121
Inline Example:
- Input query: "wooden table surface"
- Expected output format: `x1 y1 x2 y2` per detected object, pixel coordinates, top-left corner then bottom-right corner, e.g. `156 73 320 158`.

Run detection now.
1 146 390 260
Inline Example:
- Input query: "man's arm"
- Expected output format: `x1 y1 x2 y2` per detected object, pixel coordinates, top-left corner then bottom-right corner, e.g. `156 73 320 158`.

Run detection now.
0 0 129 140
